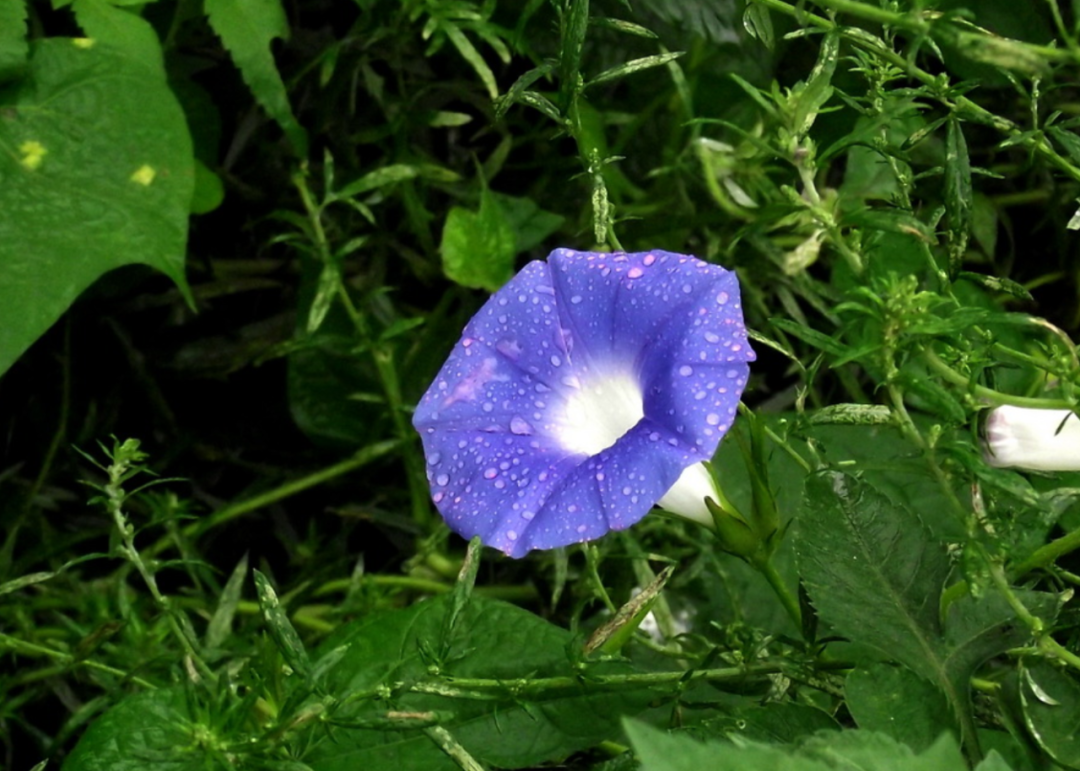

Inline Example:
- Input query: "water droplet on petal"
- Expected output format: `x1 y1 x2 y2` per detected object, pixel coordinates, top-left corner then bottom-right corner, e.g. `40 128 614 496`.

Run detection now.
627 267 644 279
571 295 583 304
643 253 656 266
707 413 720 426
428 452 442 466
679 365 693 376
510 415 533 435
433 492 444 503
577 524 587 534
622 486 632 495
436 474 449 486
550 354 562 367
717 291 729 305
507 530 518 541
484 468 497 479
704 331 720 343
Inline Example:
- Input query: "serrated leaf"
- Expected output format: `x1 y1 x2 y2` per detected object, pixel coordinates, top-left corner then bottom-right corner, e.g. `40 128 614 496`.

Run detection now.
204 0 308 156
798 471 951 684
625 719 967 771
71 0 164 77
846 663 956 751
440 184 516 291
0 39 194 378
586 51 683 89
798 472 1043 753
253 569 312 679
0 0 28 82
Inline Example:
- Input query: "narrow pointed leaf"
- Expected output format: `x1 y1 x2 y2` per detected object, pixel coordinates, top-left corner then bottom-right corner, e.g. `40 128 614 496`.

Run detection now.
586 52 683 89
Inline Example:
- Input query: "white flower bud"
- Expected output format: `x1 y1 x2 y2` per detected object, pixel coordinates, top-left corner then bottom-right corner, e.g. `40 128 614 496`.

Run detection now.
985 405 1080 471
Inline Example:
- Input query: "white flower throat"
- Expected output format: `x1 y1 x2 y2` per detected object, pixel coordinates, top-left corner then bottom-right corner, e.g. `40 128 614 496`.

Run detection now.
556 369 644 456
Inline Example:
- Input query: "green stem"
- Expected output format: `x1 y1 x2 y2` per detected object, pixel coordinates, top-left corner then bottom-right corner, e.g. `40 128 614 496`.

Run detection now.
753 555 803 633
1012 525 1080 580
0 633 157 689
408 658 853 700
922 348 1072 409
145 440 399 560
294 172 432 531
105 459 214 683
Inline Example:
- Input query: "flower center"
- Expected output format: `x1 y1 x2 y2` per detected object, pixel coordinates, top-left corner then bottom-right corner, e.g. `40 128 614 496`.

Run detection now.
556 369 644 456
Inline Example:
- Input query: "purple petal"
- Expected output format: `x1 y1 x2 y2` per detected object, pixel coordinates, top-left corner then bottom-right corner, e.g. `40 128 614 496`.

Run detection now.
413 249 754 557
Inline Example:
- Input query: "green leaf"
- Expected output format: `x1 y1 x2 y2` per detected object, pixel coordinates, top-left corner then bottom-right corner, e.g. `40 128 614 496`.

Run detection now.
742 3 774 51
0 39 194 378
0 0 28 82
685 703 840 745
798 472 1043 753
798 471 951 686
944 117 972 276
253 569 312 679
586 52 684 89
592 18 658 40
1050 126 1080 166
440 184 516 291
790 31 838 136
333 164 420 200
190 159 225 214
842 207 936 243
304 595 655 769
62 688 201 771
1020 660 1080 768
846 663 956 751
558 0 589 109
0 570 56 597
769 318 849 356
490 192 565 253
625 719 968 771
204 0 308 156
71 0 164 78
442 21 497 100
205 553 248 650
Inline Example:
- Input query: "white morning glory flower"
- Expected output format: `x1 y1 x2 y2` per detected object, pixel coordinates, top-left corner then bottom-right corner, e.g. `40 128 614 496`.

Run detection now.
985 405 1080 472
412 248 755 557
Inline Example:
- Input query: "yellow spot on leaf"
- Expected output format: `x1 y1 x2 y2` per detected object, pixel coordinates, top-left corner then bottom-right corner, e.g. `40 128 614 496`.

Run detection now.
18 141 46 171
73 38 95 49
130 165 156 186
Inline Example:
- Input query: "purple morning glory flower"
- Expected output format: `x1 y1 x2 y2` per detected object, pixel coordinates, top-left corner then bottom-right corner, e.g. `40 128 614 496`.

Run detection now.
413 248 755 557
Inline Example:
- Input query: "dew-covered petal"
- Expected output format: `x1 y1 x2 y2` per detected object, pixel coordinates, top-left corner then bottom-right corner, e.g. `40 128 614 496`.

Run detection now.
513 419 697 555
418 427 584 555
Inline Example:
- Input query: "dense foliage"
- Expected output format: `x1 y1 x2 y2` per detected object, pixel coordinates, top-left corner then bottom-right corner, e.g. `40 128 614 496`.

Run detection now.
4 0 1080 769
